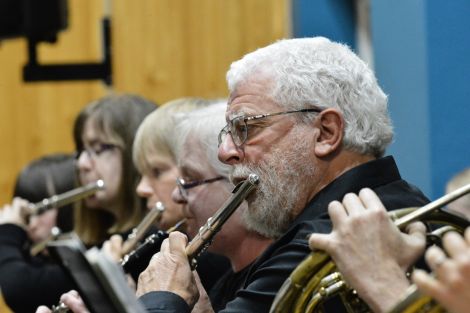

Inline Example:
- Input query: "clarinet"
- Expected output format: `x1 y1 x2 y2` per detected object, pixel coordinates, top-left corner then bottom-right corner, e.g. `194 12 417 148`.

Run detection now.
51 302 69 313
121 202 165 255
186 173 259 269
121 219 186 275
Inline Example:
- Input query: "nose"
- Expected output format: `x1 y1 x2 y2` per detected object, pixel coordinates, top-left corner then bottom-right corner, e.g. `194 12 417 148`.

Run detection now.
218 134 245 165
171 186 186 204
76 150 93 171
217 132 244 165
136 176 153 198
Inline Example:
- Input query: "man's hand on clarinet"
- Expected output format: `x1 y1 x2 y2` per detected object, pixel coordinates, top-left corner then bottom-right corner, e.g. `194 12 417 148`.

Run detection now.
136 231 199 309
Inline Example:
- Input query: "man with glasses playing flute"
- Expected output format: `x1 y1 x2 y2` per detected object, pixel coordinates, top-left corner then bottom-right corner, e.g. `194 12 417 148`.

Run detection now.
135 37 431 313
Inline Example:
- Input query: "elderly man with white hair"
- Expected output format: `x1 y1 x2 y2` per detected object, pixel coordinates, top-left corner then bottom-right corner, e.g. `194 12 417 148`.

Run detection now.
137 37 430 313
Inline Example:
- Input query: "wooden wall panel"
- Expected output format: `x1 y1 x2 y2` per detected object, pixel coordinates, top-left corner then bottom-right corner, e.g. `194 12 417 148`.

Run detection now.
112 0 289 102
0 0 107 203
0 0 289 204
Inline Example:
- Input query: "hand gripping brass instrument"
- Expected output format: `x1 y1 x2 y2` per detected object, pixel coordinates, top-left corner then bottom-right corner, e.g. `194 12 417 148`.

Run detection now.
186 173 259 269
270 183 470 313
386 184 470 313
121 202 165 256
387 284 442 313
28 180 105 216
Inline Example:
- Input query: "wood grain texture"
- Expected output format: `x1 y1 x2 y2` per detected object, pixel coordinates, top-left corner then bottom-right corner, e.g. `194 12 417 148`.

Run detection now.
0 0 288 203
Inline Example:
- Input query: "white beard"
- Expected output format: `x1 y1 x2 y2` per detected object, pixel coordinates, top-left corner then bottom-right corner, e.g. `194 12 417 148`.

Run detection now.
230 127 315 239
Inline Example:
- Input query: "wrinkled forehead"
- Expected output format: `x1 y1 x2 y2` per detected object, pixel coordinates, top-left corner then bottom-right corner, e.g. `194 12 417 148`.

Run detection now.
179 137 211 174
226 76 280 120
226 96 282 121
180 133 203 161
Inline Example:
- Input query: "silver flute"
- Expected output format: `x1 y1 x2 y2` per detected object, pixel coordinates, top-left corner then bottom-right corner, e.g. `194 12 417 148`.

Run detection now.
28 180 105 216
186 173 259 269
28 180 105 255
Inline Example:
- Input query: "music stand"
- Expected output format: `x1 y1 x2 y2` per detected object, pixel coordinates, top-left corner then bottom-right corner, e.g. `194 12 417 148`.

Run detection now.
47 232 146 313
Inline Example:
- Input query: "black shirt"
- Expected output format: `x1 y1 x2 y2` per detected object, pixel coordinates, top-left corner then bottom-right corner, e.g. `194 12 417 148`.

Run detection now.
208 264 252 312
140 156 430 313
0 224 76 313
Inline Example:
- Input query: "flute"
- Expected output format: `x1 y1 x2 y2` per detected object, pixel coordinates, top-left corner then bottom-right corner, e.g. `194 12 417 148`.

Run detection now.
121 202 165 255
30 226 62 256
186 173 259 269
28 180 105 216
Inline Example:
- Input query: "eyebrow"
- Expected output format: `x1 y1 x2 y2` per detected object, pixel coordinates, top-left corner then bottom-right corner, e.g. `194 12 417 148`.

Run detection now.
179 164 198 178
227 110 251 120
83 139 102 147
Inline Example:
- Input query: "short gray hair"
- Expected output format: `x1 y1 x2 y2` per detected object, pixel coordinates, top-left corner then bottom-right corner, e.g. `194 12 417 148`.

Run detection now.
175 101 231 177
227 37 393 157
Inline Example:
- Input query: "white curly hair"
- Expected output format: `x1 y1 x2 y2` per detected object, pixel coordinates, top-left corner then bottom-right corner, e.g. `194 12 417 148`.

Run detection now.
227 37 393 157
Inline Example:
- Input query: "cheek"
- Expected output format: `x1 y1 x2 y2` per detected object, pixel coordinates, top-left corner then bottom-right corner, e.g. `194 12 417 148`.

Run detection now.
192 198 217 227
103 163 123 195
33 210 57 228
188 197 208 226
152 181 179 209
243 143 271 164
158 182 176 204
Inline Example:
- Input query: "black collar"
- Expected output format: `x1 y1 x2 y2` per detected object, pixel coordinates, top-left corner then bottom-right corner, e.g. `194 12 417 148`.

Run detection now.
291 156 401 226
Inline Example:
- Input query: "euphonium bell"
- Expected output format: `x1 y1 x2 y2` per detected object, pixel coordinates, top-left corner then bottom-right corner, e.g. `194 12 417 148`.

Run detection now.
270 183 470 313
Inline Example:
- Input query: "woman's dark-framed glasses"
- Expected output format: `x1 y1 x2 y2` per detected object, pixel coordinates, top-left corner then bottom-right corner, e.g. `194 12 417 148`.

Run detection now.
176 176 225 199
217 108 323 147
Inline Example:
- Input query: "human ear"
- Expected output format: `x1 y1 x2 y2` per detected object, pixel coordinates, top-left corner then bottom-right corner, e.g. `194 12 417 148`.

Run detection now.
313 109 344 157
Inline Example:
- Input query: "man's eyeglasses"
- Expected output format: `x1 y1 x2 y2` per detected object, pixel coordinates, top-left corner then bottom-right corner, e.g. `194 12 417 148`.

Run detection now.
217 108 323 147
76 143 117 160
176 176 225 199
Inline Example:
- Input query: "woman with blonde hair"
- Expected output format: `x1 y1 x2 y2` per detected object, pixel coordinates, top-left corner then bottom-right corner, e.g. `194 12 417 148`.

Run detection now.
132 97 217 230
104 97 230 289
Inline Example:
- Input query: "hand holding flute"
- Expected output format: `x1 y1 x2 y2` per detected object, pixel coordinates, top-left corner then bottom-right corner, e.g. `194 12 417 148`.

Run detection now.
35 290 88 313
0 198 31 229
136 174 259 309
28 180 105 217
0 180 105 227
0 181 105 259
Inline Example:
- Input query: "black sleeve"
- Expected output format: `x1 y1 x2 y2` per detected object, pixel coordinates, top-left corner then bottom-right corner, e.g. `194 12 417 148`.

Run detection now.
0 224 76 312
140 291 190 313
